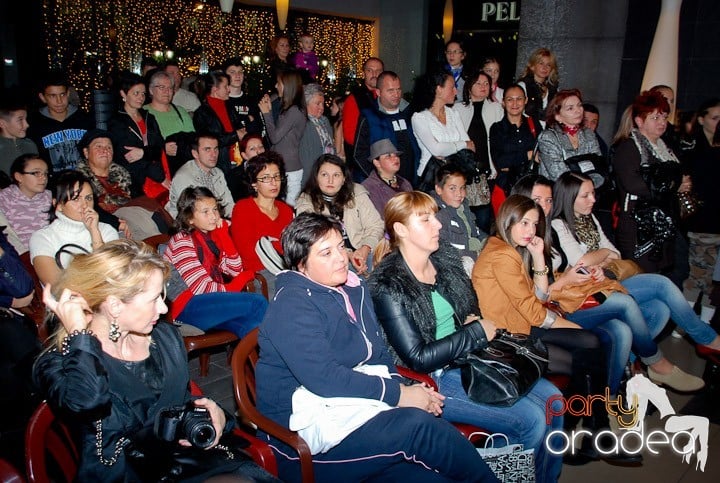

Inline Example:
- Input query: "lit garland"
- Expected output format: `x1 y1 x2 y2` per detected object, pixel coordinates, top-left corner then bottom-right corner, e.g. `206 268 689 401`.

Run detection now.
43 0 374 109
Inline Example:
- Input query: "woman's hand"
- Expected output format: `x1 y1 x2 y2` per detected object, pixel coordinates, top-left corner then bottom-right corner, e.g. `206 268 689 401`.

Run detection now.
465 140 476 152
258 95 272 114
235 128 247 140
678 175 692 194
82 207 100 233
118 219 132 239
526 235 545 258
179 398 226 449
165 141 178 157
398 383 445 416
42 285 91 333
350 245 371 275
124 146 144 163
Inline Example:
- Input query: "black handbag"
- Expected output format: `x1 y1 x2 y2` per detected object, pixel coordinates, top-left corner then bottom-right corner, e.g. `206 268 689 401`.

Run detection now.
633 201 676 259
563 152 610 189
457 330 548 407
417 149 478 193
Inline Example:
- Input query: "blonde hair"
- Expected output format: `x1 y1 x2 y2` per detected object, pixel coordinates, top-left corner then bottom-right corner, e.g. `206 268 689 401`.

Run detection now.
522 48 559 86
47 239 169 349
373 191 438 266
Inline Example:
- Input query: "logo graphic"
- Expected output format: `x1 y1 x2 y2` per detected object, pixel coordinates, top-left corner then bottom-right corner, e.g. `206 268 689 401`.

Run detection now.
545 374 709 471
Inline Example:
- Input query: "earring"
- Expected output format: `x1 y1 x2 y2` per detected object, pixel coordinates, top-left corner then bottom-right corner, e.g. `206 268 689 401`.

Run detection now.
122 97 126 102
109 317 120 342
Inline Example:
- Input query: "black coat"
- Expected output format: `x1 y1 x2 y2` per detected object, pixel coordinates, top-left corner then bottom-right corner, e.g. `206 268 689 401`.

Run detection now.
108 109 166 197
368 245 489 373
34 323 199 481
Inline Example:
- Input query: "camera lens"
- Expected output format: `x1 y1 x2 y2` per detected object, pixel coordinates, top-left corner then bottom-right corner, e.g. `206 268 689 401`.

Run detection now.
188 422 216 449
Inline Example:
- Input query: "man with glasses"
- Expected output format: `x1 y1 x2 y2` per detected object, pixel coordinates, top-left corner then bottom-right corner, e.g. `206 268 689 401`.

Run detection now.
342 57 384 180
166 133 234 218
26 73 92 172
0 97 38 176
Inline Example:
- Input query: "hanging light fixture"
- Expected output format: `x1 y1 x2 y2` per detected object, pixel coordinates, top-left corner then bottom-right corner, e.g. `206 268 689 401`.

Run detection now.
277 0 290 31
219 0 234 14
442 0 453 40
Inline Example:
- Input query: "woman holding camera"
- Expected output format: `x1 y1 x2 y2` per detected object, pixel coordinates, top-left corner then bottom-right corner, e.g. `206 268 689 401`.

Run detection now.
33 239 277 482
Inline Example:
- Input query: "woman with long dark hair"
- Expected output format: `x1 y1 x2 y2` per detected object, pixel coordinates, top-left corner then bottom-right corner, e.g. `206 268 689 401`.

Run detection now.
163 186 267 338
411 71 474 181
258 70 306 206
369 191 563 483
296 154 383 275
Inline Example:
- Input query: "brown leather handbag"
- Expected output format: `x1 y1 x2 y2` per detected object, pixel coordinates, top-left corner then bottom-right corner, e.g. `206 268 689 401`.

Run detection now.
551 277 628 314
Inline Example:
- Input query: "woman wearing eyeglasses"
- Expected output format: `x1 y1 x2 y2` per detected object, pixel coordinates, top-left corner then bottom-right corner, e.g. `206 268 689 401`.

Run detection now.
230 151 293 295
0 154 52 252
612 91 688 281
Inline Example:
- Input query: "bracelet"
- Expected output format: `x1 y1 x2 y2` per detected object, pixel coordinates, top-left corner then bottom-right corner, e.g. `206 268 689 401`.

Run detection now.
61 329 94 355
532 265 549 276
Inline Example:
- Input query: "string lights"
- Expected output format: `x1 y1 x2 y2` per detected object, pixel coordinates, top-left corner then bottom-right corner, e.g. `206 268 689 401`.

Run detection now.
43 0 374 108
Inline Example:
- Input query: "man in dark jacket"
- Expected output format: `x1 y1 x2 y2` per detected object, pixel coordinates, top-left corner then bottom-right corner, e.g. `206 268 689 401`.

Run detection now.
353 71 419 185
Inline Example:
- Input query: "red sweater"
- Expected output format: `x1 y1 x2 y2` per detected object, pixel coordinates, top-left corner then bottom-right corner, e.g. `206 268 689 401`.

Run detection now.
230 197 294 273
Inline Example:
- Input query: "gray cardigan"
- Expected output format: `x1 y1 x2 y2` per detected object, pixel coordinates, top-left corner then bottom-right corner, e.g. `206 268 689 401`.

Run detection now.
263 105 307 172
299 114 334 186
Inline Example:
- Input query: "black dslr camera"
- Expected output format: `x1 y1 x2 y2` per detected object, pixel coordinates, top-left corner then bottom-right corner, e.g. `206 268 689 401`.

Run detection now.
154 403 216 449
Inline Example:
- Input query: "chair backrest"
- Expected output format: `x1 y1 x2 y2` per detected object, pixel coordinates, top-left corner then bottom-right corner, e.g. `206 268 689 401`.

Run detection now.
25 402 79 483
0 458 25 483
231 328 313 483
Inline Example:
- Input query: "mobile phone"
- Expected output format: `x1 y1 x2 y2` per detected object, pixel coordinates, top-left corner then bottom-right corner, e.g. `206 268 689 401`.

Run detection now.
576 267 590 275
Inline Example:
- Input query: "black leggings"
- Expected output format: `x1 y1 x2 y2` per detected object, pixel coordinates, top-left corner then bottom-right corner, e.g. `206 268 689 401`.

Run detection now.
531 327 609 430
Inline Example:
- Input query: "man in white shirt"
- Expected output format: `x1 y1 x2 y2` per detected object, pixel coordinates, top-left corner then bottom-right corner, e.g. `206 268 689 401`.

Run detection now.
166 134 234 218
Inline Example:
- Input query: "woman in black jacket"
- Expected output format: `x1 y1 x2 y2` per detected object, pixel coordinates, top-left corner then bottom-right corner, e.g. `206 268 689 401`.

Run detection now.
108 72 167 198
368 191 563 483
33 239 277 482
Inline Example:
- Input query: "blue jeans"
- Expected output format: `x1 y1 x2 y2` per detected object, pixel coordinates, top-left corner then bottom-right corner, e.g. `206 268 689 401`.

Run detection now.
567 292 663 392
623 273 717 345
177 292 267 338
433 368 562 483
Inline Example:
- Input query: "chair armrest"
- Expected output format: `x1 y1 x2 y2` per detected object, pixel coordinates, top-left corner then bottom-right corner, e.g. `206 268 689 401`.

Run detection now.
244 272 269 300
232 427 279 477
395 366 438 391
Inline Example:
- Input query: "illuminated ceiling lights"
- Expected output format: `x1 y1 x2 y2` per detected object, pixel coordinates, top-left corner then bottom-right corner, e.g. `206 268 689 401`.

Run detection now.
443 0 453 40
277 0 289 30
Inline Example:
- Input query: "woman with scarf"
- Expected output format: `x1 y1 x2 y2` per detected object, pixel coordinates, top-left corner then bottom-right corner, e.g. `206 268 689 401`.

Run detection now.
193 71 246 176
612 91 690 286
163 186 267 338
299 83 335 187
536 89 603 186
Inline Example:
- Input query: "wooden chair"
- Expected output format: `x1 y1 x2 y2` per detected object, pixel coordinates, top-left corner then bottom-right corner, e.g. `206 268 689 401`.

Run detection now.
25 402 79 483
0 459 25 483
181 272 268 377
231 328 313 483
26 395 278 483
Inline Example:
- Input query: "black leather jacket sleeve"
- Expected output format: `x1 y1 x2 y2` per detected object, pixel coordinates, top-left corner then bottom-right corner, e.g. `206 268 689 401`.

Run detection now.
373 292 489 373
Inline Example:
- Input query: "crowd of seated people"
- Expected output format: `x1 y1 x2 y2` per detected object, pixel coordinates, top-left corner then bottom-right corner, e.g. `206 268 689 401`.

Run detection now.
2 34 720 483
